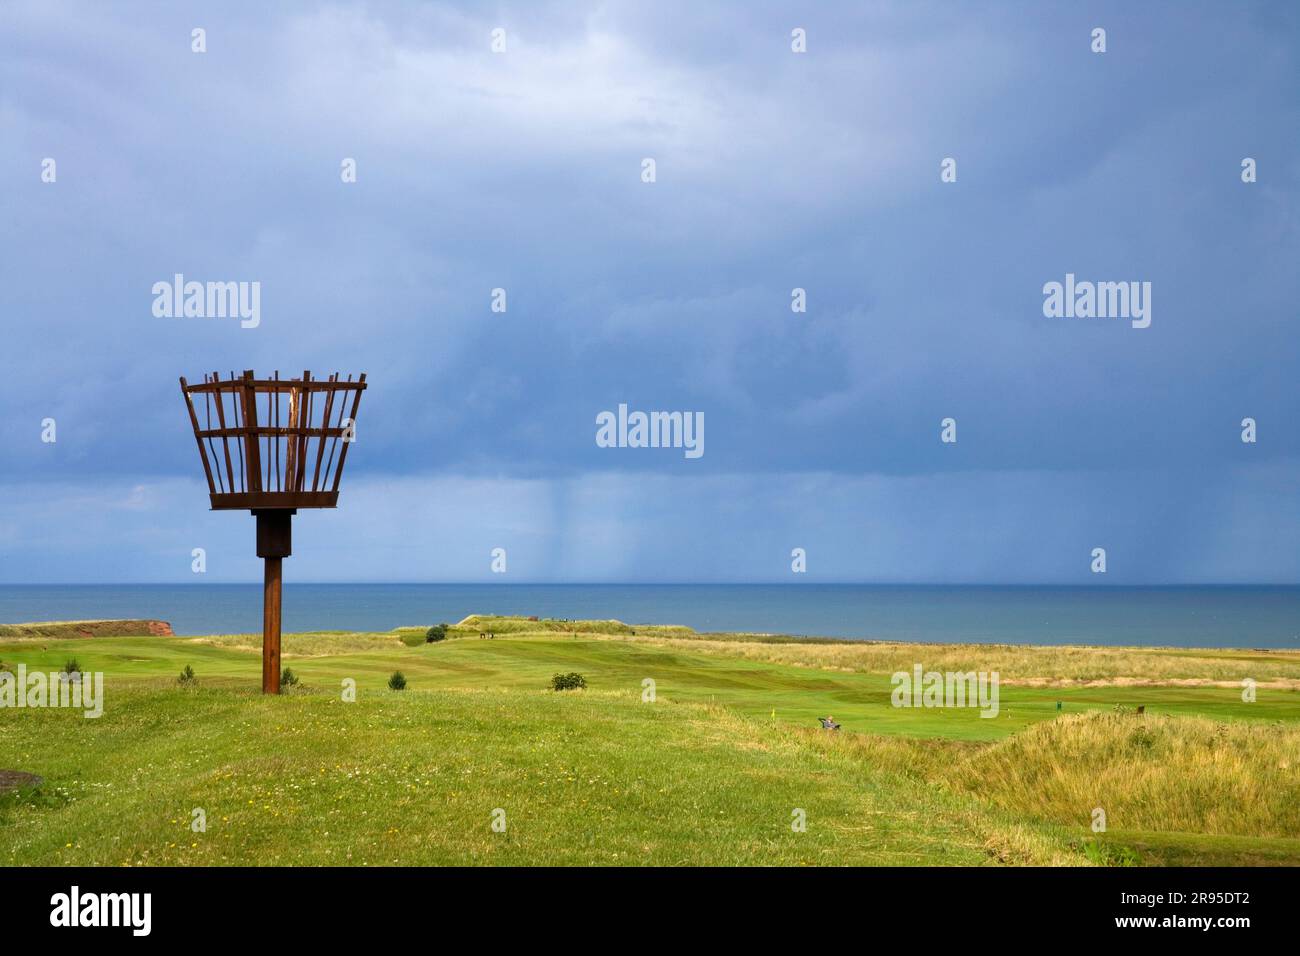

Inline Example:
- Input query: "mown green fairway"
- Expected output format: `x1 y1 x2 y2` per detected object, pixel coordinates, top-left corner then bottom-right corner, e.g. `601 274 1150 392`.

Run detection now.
2 620 1299 866
5 631 1294 741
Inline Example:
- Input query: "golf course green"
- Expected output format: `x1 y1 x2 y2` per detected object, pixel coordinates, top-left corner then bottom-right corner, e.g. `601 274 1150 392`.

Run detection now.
2 616 1298 866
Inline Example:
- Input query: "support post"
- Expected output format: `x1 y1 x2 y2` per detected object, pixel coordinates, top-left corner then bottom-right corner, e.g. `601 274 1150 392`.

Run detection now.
263 557 282 694
254 509 294 695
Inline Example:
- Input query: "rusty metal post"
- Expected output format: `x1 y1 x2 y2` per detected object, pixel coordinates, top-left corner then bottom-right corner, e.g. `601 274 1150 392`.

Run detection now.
255 510 294 694
262 557 282 694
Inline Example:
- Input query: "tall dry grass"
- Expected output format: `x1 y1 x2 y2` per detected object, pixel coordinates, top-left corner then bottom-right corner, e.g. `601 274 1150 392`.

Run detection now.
616 635 1300 685
949 710 1300 837
187 632 406 656
791 709 1300 841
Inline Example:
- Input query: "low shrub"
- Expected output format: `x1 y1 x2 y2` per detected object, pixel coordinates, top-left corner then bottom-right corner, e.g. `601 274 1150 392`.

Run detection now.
280 667 300 689
388 671 407 691
425 624 448 643
550 672 586 691
177 665 197 687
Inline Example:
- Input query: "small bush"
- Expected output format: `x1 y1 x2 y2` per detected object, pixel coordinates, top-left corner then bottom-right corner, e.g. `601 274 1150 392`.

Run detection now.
550 672 586 691
177 664 197 687
425 624 448 643
63 658 81 676
388 670 407 691
280 667 300 689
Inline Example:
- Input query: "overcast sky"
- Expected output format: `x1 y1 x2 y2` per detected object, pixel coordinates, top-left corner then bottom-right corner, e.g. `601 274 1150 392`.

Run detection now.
1 1 1297 583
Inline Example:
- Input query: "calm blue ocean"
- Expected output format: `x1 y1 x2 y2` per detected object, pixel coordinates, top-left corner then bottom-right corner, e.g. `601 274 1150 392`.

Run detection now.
0 584 1297 648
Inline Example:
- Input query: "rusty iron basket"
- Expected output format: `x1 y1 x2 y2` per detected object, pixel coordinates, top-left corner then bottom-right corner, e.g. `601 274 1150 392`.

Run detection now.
179 370 366 511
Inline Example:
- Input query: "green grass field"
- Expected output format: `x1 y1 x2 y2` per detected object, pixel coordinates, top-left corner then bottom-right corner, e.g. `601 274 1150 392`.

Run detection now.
2 617 1298 866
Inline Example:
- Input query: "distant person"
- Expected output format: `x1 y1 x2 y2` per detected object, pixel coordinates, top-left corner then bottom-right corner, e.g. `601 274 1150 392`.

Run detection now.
819 715 841 730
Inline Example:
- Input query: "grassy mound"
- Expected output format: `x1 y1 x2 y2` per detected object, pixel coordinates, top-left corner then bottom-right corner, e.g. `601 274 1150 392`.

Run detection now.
451 615 696 638
0 683 1070 866
952 710 1300 837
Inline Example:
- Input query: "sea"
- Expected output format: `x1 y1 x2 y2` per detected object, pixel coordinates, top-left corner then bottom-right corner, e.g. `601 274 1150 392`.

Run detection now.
1 584 1298 648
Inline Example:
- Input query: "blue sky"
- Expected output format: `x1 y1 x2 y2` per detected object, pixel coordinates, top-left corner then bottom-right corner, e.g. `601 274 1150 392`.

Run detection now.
0 1 1297 583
